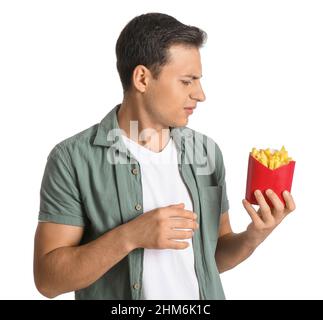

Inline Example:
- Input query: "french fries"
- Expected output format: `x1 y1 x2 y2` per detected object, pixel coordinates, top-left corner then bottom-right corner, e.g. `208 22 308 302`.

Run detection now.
251 146 293 170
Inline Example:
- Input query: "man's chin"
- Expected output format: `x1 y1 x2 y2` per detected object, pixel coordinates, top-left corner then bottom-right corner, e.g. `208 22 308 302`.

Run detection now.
179 118 189 127
170 118 189 129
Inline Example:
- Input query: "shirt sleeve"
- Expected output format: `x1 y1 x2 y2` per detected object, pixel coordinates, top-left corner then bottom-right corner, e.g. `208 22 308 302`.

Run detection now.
38 144 86 226
214 142 230 214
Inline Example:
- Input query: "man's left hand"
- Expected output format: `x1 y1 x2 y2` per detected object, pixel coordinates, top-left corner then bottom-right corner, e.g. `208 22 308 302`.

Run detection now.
242 189 296 247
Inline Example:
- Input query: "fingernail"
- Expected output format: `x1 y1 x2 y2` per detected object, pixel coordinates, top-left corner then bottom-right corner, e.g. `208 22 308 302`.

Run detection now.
266 189 272 195
254 190 260 196
283 190 289 196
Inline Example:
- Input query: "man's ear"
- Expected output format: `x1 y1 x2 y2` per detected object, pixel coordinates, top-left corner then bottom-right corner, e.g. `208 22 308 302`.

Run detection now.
132 65 151 93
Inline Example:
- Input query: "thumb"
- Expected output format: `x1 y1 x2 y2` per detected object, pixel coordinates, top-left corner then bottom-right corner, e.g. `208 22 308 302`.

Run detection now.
169 203 185 207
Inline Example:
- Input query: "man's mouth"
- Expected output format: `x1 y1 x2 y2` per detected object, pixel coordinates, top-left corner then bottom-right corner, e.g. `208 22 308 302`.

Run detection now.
184 107 196 115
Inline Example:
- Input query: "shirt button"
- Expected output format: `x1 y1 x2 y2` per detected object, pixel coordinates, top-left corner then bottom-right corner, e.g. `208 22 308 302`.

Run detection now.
132 168 139 175
133 283 140 290
135 204 142 211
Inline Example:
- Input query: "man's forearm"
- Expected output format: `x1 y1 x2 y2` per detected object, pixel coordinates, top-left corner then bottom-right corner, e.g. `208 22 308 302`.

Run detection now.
215 231 262 273
35 222 135 298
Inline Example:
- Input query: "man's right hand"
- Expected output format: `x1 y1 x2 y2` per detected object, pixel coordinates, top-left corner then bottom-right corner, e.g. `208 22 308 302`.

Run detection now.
125 203 199 250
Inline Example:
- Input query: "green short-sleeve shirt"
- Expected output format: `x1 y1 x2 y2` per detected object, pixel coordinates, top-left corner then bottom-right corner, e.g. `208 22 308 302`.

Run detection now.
38 104 230 300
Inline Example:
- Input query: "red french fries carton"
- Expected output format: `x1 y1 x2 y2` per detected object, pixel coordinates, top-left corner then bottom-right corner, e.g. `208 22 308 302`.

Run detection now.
245 153 295 208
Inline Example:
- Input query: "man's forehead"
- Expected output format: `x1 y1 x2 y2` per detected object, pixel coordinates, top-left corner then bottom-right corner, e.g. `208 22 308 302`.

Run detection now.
167 45 200 59
164 45 202 75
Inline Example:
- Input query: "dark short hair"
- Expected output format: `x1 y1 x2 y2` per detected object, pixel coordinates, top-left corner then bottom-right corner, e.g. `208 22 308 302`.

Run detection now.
116 13 207 93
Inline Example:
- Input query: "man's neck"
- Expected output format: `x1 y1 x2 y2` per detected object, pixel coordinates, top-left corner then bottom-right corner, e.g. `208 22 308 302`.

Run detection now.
117 99 171 153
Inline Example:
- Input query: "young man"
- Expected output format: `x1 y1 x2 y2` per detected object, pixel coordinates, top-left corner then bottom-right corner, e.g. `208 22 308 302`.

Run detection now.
34 13 296 300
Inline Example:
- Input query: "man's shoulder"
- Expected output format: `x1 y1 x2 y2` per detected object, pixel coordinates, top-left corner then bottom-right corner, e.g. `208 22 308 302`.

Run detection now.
47 123 99 160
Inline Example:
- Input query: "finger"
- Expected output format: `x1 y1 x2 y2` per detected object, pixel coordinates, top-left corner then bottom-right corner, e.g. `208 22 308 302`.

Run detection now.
169 229 194 240
242 199 263 227
169 240 190 250
168 203 185 208
282 190 296 212
170 209 197 220
254 190 273 223
265 189 285 218
170 219 199 230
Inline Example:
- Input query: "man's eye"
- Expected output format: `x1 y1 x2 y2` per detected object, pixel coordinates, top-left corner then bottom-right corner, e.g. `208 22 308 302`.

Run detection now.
181 80 192 86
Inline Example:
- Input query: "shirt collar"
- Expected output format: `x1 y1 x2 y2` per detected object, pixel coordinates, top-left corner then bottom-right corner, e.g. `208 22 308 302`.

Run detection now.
93 104 193 150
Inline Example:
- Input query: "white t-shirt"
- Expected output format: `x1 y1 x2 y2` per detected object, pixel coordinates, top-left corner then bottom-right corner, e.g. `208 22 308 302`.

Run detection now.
121 134 200 300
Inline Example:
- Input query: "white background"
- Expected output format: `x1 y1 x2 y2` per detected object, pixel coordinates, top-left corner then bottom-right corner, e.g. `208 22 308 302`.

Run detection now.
1 0 322 299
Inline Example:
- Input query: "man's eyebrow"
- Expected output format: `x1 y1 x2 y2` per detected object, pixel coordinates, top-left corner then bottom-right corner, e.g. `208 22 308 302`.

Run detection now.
181 74 203 80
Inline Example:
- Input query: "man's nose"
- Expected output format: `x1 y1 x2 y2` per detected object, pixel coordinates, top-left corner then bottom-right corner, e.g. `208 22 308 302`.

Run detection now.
190 82 206 102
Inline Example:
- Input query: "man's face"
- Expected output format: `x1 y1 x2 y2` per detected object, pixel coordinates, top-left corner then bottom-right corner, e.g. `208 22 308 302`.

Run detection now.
143 44 206 128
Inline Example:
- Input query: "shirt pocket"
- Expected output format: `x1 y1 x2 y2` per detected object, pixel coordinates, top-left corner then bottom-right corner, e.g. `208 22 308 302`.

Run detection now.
200 185 223 242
